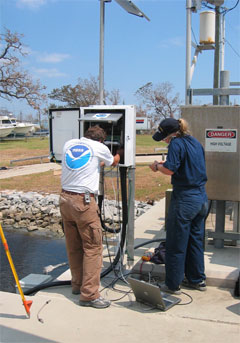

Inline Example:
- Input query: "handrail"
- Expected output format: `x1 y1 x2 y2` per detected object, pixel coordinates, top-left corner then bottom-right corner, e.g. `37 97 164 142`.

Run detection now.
10 155 49 165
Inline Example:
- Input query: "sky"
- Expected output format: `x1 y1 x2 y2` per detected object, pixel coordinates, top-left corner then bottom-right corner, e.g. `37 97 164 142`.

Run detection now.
0 0 240 119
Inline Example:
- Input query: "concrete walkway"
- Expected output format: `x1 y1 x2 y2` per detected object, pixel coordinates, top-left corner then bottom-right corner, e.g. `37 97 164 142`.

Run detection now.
0 162 239 342
0 200 239 343
0 163 61 179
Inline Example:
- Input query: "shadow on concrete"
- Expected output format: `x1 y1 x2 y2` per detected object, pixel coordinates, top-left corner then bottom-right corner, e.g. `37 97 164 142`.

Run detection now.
0 313 26 320
0 325 59 343
205 245 240 269
226 302 240 316
113 300 161 313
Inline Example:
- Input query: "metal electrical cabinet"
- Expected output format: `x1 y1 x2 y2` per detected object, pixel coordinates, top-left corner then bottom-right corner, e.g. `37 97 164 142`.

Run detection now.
49 105 136 167
181 106 240 202
49 108 81 162
80 105 136 167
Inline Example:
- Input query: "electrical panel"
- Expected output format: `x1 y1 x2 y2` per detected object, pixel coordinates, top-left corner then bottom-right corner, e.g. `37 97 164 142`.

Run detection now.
49 105 136 167
49 108 80 162
181 105 240 201
80 105 136 167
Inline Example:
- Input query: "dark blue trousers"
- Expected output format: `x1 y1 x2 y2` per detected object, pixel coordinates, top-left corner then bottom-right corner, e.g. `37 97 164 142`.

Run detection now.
165 187 208 290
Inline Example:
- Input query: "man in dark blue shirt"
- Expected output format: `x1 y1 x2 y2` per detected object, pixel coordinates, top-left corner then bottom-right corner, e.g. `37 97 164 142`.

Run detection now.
150 118 208 294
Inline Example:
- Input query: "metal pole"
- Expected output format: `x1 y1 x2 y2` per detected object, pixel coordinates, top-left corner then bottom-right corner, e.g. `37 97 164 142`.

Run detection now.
99 0 105 201
214 201 225 248
214 70 230 248
99 0 105 105
126 167 135 266
220 13 225 71
185 0 192 105
213 6 221 105
220 70 230 105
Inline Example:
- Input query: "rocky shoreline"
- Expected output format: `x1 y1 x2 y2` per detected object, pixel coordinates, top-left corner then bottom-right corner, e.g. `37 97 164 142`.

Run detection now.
0 190 155 238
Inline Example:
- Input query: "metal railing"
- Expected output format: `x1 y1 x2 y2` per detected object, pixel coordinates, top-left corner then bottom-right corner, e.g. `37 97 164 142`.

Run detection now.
10 155 49 166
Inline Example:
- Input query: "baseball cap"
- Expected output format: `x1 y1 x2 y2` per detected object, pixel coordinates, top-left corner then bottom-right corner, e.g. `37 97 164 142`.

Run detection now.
152 118 180 142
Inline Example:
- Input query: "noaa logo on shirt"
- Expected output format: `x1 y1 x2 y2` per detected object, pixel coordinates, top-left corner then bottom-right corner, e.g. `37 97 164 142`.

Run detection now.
65 144 92 170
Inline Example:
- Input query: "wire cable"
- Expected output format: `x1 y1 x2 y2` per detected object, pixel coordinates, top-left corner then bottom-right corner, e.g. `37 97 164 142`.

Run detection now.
37 300 51 324
225 38 240 58
224 0 239 13
176 291 193 305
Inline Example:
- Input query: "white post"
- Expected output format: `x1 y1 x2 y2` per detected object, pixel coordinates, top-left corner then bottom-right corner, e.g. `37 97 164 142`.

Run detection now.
99 0 105 105
220 13 225 71
190 47 200 83
185 0 192 105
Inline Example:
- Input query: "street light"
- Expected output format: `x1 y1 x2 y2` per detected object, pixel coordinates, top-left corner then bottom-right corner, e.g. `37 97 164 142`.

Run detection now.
115 0 150 21
99 0 150 104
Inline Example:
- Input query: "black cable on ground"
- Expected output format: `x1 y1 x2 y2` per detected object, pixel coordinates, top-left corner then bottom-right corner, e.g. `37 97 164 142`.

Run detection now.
24 167 171 296
24 237 166 295
134 238 165 250
24 280 71 295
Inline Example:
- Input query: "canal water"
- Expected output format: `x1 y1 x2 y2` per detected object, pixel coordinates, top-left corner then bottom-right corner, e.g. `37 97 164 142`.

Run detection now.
0 228 68 293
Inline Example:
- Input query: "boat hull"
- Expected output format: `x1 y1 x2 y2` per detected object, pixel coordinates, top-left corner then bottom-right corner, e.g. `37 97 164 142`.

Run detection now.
0 127 14 138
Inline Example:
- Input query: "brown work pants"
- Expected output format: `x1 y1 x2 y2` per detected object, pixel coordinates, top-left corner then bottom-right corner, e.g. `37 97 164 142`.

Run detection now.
59 192 103 301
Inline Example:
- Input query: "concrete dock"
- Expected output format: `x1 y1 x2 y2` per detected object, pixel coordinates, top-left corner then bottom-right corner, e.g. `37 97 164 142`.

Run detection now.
0 199 239 343
0 162 239 342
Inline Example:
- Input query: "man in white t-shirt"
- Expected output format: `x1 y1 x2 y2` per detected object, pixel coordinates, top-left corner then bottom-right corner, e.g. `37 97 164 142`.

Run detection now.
60 125 121 309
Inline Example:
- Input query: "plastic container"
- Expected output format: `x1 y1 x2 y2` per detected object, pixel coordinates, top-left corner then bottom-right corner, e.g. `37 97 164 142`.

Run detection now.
199 11 215 44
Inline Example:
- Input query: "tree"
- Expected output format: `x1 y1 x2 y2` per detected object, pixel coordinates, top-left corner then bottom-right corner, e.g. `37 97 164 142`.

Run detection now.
135 82 181 126
136 105 147 117
0 29 46 110
49 76 99 107
49 76 123 107
107 88 121 105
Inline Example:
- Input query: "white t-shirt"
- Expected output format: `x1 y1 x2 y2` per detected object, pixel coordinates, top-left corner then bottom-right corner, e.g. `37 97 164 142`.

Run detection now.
61 137 114 194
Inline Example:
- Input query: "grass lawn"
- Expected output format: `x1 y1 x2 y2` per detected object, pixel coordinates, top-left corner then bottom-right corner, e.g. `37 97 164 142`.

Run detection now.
0 136 171 201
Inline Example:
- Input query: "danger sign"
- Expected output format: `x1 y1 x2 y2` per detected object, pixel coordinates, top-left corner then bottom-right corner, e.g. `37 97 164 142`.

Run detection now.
205 129 237 152
206 130 236 138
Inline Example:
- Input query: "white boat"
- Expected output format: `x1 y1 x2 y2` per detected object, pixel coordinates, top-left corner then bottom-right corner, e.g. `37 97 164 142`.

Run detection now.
0 115 34 136
9 117 34 136
0 126 14 138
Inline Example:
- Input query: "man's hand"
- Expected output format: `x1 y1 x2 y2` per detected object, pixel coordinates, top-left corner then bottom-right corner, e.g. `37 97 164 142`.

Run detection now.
112 153 121 166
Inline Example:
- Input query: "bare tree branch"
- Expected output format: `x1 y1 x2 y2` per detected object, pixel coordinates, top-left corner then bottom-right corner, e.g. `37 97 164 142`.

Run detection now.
135 81 181 126
0 28 46 110
49 75 122 107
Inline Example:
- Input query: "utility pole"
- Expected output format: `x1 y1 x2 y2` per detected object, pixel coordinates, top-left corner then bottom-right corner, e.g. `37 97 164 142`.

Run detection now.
213 5 221 105
99 0 106 105
213 2 227 248
185 0 192 105
98 0 149 105
220 12 225 71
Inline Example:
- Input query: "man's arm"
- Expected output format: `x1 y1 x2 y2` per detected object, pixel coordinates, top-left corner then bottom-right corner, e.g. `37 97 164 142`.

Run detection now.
100 153 120 167
112 153 120 166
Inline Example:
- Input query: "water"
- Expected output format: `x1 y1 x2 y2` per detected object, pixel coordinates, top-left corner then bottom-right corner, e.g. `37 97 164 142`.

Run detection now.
0 228 68 293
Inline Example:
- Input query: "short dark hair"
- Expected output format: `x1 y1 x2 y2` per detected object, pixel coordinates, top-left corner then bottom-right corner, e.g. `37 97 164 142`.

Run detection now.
84 125 106 142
